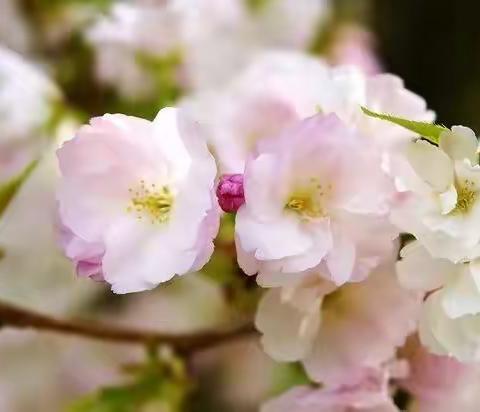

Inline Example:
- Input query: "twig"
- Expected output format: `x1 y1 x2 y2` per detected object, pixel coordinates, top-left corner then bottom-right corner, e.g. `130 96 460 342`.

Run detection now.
0 301 256 354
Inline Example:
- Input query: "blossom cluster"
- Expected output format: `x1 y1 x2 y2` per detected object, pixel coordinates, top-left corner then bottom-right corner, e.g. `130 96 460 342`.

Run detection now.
54 50 480 411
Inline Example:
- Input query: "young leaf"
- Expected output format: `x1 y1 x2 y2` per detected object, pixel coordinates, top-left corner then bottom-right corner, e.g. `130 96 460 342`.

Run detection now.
0 160 38 217
361 106 448 144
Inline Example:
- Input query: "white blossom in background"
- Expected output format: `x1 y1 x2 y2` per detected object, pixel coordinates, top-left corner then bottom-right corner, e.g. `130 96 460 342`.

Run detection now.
56 108 219 293
255 261 420 385
397 241 480 361
183 51 434 174
0 117 102 315
85 0 330 98
85 1 186 99
391 126 480 262
328 24 383 75
0 46 60 182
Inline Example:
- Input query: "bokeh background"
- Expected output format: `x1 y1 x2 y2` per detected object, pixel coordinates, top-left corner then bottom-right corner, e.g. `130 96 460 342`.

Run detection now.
0 0 478 410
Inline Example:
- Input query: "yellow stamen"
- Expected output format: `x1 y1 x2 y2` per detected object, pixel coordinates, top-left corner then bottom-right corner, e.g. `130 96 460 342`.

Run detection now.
127 181 173 223
450 179 478 215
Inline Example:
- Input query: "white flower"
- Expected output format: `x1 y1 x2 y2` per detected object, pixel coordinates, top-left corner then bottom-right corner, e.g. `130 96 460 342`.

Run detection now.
184 51 434 173
391 126 480 262
235 113 398 284
57 108 219 293
0 46 59 142
255 261 420 385
0 46 60 182
397 241 480 361
86 0 329 97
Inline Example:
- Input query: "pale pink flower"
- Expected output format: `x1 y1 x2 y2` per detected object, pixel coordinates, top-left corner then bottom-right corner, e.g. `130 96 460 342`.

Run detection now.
57 108 219 293
261 367 399 412
397 241 480 361
399 336 469 403
58 224 105 282
328 24 382 75
235 113 398 284
86 0 328 97
184 52 433 174
399 336 480 412
255 262 420 385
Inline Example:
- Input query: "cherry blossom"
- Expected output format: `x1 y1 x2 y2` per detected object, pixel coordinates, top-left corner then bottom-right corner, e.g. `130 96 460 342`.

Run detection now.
391 126 480 262
184 51 433 174
56 108 219 293
235 113 398 284
398 241 480 361
255 261 420 384
261 367 399 412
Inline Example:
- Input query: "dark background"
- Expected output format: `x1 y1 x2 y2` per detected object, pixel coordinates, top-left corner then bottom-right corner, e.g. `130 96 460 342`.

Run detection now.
371 0 480 131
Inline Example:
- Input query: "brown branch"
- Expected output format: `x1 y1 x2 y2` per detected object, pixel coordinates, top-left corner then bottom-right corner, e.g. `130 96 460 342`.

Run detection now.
0 301 256 354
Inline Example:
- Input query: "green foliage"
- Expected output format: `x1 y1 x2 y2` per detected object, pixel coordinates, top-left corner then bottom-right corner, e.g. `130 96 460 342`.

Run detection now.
361 107 448 144
0 160 38 217
245 0 272 13
67 348 192 412
269 362 311 397
135 51 184 111
27 0 113 13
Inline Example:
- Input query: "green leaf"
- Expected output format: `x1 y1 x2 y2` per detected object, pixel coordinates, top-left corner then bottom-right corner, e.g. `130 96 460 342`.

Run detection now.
245 0 272 13
269 362 311 397
361 106 448 144
0 160 38 216
67 350 192 412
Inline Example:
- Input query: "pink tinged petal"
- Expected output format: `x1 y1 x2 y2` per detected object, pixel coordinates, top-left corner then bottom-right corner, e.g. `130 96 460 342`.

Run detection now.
397 241 455 291
255 289 320 362
269 219 333 274
243 152 288 220
399 335 470 403
439 126 478 165
58 222 105 281
187 201 220 272
406 141 454 192
76 260 104 282
364 74 435 145
326 227 356 285
303 264 421 385
152 108 191 171
102 215 206 293
235 207 313 261
441 266 480 318
261 371 399 412
216 173 245 213
234 234 259 276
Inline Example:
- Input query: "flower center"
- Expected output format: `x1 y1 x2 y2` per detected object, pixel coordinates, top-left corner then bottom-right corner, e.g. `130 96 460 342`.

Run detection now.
451 179 478 215
285 179 332 219
127 180 174 224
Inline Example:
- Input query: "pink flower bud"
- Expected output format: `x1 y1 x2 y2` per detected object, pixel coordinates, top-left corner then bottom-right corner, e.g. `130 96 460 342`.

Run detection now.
216 174 245 213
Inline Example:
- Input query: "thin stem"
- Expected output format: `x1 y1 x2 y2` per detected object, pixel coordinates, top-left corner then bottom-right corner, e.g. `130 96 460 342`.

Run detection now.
0 301 255 354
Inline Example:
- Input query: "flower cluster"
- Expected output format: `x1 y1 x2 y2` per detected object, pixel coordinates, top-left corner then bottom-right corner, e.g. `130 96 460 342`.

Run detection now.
56 52 480 410
86 0 329 98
